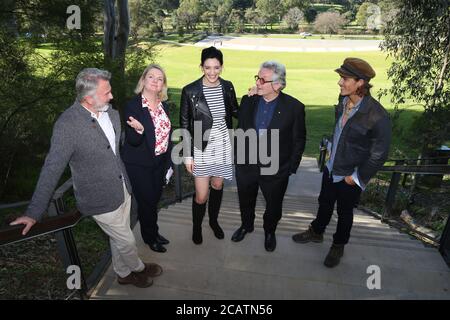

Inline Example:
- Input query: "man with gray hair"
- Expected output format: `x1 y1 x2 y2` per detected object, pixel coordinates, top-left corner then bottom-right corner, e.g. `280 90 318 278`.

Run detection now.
231 61 306 252
10 68 162 288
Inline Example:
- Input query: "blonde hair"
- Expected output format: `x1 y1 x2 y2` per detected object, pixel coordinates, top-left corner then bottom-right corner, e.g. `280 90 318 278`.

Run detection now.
134 64 168 101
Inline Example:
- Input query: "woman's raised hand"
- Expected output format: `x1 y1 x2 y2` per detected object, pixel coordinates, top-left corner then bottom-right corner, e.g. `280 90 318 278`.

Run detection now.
127 116 144 133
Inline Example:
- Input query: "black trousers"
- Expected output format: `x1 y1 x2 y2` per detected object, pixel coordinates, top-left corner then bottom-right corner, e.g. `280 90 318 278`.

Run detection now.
125 155 166 244
236 165 289 234
311 167 362 245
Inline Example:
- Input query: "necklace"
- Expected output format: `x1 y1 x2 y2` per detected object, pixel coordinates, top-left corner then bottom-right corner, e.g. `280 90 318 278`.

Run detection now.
344 100 355 116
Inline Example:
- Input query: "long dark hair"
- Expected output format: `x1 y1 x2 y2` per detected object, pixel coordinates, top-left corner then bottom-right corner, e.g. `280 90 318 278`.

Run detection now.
356 80 372 97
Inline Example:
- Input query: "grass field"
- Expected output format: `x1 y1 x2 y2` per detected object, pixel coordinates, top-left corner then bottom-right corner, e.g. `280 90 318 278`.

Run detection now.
150 43 420 157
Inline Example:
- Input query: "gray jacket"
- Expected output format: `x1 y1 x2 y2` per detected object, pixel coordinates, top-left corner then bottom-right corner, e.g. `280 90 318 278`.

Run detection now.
331 95 391 186
25 101 132 221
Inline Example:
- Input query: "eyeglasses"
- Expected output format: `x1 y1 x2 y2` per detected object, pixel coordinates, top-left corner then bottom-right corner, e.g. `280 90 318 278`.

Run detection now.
254 75 274 85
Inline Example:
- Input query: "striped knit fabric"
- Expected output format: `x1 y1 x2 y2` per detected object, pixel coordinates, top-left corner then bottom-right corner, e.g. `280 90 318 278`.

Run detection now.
193 84 233 180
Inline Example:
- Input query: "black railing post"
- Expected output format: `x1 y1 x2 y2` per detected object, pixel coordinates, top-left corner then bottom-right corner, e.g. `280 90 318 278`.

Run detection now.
47 201 72 269
174 163 183 202
382 171 402 221
439 214 450 267
48 200 88 299
318 136 328 172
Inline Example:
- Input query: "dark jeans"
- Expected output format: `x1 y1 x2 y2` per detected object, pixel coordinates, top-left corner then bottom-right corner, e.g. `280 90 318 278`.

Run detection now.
236 165 289 234
311 167 362 245
125 155 166 244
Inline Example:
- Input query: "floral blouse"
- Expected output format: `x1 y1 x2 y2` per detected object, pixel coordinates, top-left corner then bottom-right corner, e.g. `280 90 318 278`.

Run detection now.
142 96 171 156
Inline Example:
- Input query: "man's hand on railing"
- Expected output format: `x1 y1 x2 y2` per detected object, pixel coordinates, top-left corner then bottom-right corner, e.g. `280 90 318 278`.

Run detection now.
9 216 36 235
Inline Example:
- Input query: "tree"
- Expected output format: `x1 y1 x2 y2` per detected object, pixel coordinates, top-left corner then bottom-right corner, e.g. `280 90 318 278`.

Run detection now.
129 0 167 40
303 7 318 24
245 7 259 32
256 0 282 29
176 0 202 31
314 11 347 34
1 0 19 36
381 0 450 155
378 0 399 28
0 0 104 200
0 0 155 201
202 0 234 33
355 1 383 30
283 7 304 31
230 9 246 33
356 2 373 27
232 0 254 10
104 0 131 115
280 0 310 17
160 0 180 10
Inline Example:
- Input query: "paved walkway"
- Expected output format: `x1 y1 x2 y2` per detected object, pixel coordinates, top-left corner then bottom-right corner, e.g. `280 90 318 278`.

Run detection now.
194 36 382 52
90 157 450 300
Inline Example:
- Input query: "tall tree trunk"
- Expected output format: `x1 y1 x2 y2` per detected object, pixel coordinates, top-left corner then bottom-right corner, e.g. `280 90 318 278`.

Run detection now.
116 0 130 64
103 0 129 115
104 0 116 60
115 0 129 115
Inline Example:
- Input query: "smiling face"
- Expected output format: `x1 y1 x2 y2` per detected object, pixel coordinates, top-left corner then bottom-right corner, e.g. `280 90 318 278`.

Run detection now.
338 76 364 96
201 58 222 85
256 68 282 98
143 67 165 96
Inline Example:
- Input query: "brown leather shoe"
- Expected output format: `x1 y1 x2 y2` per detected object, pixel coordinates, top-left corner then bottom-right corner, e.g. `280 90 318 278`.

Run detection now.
117 272 153 288
292 226 324 243
142 262 163 277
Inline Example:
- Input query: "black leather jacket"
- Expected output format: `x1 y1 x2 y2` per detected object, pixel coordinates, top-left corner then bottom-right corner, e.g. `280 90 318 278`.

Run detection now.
180 77 238 155
331 95 391 185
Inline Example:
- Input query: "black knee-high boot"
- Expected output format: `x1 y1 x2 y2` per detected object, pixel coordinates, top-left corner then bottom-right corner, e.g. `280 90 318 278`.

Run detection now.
192 195 206 244
208 187 224 239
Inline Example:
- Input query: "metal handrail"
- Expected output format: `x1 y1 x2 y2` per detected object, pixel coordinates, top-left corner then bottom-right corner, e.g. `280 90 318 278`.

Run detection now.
378 161 450 267
380 164 450 175
0 201 30 210
317 141 450 266
0 210 81 246
0 162 193 298
386 156 450 163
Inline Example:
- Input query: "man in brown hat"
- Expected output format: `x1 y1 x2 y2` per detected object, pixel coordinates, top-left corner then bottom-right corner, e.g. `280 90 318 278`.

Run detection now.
292 57 391 267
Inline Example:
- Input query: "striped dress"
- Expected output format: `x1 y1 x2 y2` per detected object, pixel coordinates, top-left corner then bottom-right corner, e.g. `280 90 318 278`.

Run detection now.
193 84 233 180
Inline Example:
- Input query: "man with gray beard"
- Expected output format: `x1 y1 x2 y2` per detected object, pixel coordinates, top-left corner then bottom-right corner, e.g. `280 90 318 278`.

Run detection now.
11 68 162 288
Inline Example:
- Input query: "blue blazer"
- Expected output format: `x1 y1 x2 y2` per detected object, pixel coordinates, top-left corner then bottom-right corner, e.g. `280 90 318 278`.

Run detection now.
121 94 173 169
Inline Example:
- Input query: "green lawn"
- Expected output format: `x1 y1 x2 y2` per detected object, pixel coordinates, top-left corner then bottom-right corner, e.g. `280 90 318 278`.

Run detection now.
150 44 420 157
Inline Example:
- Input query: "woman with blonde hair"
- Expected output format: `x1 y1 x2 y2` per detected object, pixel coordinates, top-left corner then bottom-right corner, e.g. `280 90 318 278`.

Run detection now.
122 64 173 253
